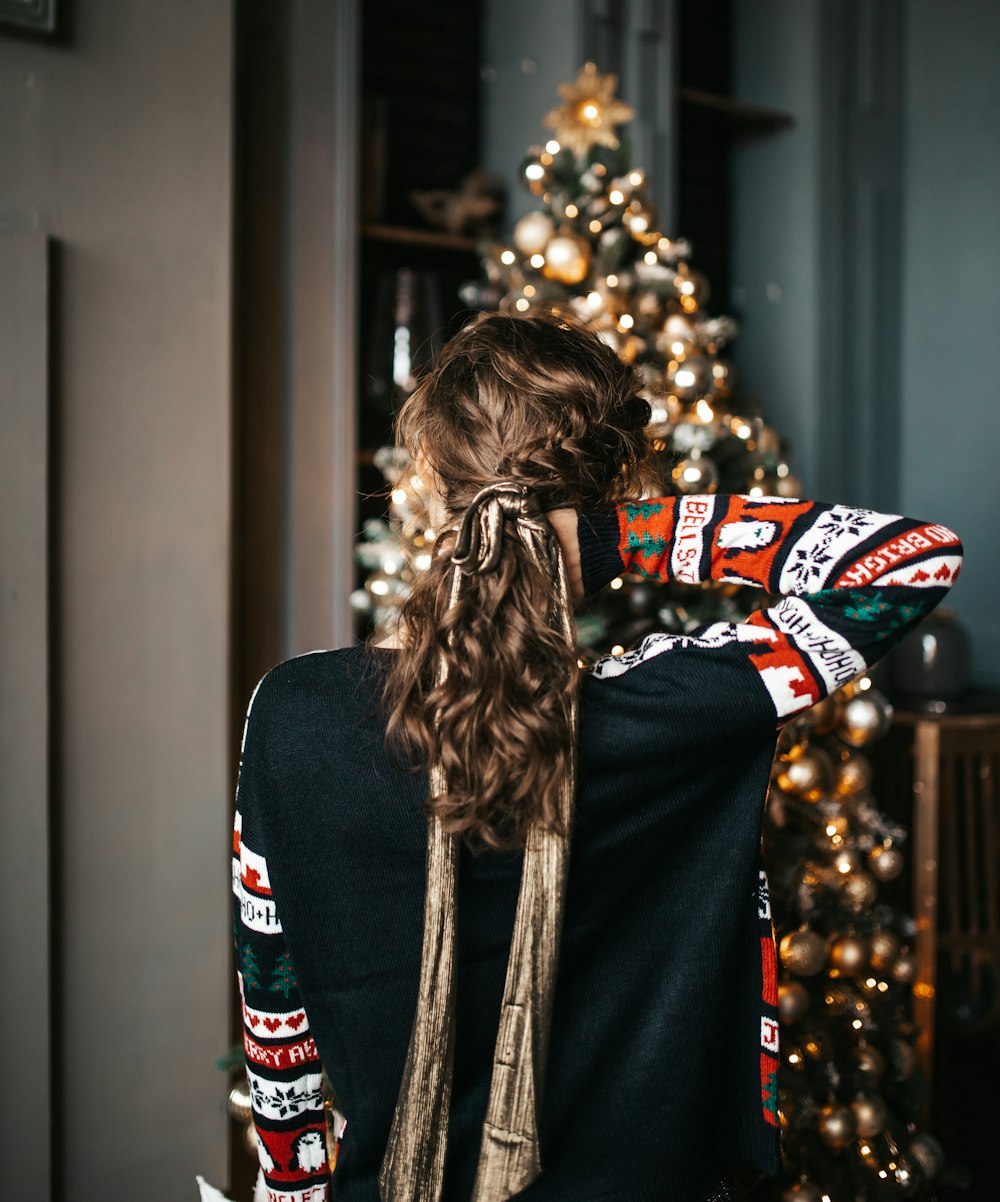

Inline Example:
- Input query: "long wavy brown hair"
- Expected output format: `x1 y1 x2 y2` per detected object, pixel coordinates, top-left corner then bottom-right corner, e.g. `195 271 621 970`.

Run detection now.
379 310 656 852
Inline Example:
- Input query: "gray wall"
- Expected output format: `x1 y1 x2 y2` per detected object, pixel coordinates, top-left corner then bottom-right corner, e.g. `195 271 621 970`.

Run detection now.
481 0 587 227
0 2 233 1197
898 0 1000 688
730 0 996 687
729 1 825 498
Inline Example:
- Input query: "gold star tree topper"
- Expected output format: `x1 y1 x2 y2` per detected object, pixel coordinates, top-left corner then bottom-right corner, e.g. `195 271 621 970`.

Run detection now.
542 62 637 157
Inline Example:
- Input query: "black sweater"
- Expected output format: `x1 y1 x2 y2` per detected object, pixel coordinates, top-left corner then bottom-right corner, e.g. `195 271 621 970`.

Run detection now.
232 493 963 1202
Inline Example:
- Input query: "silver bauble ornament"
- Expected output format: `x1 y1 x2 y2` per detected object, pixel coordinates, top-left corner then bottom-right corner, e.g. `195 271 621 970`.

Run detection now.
856 1041 887 1083
891 950 917 984
890 1036 917 1081
244 1120 260 1155
908 1131 944 1179
672 452 719 494
776 744 834 802
850 1091 888 1137
893 1153 923 1194
778 979 810 1024
870 928 900 969
518 149 552 195
843 870 879 909
839 691 894 747
665 352 713 400
779 928 827 976
817 1103 856 1148
671 414 720 455
828 932 870 976
834 752 873 797
869 843 905 881
542 233 591 285
228 1083 253 1122
513 210 556 256
774 471 804 498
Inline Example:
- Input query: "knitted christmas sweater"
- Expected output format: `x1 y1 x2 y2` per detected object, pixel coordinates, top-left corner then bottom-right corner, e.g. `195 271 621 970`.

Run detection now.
232 493 963 1202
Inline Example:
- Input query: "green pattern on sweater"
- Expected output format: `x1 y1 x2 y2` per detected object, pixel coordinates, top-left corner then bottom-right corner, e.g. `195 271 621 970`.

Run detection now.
811 588 923 639
627 529 669 559
624 500 666 522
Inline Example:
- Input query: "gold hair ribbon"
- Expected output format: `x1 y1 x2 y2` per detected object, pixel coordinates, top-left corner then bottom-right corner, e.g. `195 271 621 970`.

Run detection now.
379 481 578 1202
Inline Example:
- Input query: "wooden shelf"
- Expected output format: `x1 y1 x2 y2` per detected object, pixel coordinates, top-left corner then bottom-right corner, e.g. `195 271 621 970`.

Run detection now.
679 88 794 133
360 222 481 253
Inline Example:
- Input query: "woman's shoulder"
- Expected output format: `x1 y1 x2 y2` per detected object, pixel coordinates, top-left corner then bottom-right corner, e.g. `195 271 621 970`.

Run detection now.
246 644 382 728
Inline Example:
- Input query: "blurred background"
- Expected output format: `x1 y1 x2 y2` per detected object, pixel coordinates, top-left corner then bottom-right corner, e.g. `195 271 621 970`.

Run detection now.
2 2 998 1200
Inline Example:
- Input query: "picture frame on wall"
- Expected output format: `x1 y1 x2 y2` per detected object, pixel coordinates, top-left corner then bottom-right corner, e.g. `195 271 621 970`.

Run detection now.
0 0 57 35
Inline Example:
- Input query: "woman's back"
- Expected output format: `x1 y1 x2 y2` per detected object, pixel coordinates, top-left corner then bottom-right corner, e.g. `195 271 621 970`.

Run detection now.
236 640 779 1202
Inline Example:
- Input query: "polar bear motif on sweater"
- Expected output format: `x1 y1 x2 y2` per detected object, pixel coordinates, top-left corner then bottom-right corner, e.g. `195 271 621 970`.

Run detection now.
716 519 779 553
291 1129 327 1174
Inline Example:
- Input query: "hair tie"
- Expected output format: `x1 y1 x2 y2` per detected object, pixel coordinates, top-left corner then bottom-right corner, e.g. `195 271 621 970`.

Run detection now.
449 480 546 576
627 395 653 428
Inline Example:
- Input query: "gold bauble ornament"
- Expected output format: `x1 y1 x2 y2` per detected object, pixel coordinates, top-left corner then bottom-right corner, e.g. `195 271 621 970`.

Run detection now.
828 932 870 976
779 928 827 976
870 928 900 969
228 1082 253 1122
518 148 552 196
542 233 591 284
834 752 873 797
843 869 879 909
839 690 894 747
673 265 710 306
513 210 556 256
908 1131 944 1179
711 359 734 396
672 451 719 494
541 62 637 156
778 979 810 1024
869 842 905 881
817 1103 856 1148
244 1120 260 1156
635 288 665 322
776 743 834 802
856 1041 887 1083
891 950 917 984
850 1091 888 1137
824 813 850 839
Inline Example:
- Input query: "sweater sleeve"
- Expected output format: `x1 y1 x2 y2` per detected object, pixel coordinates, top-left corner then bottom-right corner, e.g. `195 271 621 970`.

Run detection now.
232 677 332 1202
576 494 964 728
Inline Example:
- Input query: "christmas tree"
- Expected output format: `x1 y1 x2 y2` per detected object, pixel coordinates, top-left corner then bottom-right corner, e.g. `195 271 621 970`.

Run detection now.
354 63 945 1201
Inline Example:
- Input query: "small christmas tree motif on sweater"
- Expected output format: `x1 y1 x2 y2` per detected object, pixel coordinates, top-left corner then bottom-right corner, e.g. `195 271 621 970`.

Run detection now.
239 944 262 992
269 950 297 999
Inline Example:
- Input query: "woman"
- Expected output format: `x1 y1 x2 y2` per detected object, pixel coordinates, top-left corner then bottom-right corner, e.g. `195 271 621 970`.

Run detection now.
232 312 963 1202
